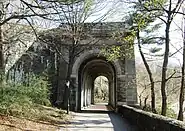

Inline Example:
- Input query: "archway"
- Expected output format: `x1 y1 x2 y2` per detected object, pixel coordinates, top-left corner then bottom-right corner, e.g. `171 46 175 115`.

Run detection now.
78 56 116 111
94 76 109 104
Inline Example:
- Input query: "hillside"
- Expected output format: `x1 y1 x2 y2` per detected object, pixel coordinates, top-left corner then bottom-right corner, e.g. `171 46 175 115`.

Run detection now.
0 106 70 131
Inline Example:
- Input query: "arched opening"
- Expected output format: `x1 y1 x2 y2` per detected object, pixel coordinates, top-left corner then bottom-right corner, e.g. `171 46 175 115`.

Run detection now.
94 76 109 104
78 56 116 111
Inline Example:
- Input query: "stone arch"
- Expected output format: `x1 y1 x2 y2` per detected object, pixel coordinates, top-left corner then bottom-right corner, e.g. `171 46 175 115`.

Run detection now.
79 57 116 110
72 49 123 111
71 49 122 82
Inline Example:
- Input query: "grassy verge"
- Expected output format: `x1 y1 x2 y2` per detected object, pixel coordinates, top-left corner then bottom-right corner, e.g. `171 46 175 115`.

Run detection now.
0 75 71 130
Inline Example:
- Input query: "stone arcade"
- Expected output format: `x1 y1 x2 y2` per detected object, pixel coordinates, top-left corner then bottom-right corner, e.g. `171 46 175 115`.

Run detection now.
8 23 137 111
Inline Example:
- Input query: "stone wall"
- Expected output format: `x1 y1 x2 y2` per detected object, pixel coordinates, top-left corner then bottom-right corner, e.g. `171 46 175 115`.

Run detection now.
118 105 185 131
8 23 138 111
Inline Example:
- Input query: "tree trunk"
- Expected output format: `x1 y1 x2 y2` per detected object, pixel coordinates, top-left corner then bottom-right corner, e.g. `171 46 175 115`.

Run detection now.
137 29 156 113
177 13 185 121
66 48 74 82
161 23 170 116
0 26 4 84
177 40 185 121
65 39 76 114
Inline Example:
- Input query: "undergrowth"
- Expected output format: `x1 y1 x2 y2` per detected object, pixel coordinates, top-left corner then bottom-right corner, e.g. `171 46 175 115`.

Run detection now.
0 75 54 120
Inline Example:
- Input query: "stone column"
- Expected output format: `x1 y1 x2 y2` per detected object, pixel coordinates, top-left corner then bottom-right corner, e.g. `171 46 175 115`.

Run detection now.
91 79 95 104
117 75 127 105
56 58 67 107
125 59 137 105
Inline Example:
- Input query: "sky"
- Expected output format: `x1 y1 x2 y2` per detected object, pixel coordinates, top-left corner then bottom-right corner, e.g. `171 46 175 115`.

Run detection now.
94 0 185 66
37 0 185 66
83 0 185 66
134 13 184 67
138 9 184 66
6 0 185 68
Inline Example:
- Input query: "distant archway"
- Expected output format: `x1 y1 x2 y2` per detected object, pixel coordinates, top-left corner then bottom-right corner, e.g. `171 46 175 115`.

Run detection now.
78 56 116 111
93 76 109 104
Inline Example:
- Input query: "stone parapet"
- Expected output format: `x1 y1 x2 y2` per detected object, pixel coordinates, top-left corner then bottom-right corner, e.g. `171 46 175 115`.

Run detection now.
118 105 185 131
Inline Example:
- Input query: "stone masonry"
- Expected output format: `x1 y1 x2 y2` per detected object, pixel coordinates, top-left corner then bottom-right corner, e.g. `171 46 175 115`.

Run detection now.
8 22 137 111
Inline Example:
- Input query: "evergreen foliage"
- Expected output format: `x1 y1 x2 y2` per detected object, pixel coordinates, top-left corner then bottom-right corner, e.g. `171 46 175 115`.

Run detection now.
0 75 51 118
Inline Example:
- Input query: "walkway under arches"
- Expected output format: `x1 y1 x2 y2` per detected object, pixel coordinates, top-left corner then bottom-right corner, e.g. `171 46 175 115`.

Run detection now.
78 56 117 111
69 48 137 112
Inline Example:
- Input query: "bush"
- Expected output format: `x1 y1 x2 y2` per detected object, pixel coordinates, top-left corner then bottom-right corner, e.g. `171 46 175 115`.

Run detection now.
0 75 51 118
156 106 177 119
23 76 51 106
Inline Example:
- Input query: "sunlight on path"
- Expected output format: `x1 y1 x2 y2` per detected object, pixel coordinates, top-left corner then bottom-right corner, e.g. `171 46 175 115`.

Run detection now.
60 112 137 131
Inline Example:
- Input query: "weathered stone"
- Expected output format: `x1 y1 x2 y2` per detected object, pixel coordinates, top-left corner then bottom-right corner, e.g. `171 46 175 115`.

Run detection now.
8 23 137 111
118 105 185 131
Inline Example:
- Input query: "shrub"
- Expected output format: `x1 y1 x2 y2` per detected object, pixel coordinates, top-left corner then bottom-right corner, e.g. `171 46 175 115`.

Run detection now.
0 75 51 117
23 75 51 106
156 106 177 119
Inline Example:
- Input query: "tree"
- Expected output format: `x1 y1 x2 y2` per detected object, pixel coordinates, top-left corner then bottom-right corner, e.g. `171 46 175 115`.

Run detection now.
133 10 165 113
0 0 56 83
137 0 185 116
102 1 163 113
177 8 185 121
137 28 157 113
33 0 116 113
0 0 117 113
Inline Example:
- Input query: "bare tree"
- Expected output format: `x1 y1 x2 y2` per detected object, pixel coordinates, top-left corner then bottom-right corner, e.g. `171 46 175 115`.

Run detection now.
0 0 56 83
137 29 157 113
137 0 185 116
123 4 163 113
177 8 185 121
31 0 116 113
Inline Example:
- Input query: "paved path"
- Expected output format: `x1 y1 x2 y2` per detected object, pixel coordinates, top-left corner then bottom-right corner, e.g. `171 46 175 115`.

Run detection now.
60 112 138 131
81 103 114 111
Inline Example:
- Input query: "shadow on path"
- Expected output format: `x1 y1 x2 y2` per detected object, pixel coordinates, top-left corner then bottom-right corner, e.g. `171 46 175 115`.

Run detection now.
60 111 138 131
108 112 138 131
